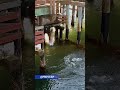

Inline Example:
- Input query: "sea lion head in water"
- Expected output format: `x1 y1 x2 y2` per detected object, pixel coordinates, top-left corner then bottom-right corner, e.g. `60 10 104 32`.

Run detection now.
35 48 46 74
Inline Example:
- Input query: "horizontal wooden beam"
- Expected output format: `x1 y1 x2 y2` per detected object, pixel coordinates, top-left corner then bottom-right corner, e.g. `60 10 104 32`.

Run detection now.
35 40 44 45
0 0 21 11
35 31 44 45
35 31 44 36
0 32 22 45
35 4 50 8
0 12 20 22
35 26 44 31
35 35 44 41
74 0 85 2
56 1 85 7
0 23 21 34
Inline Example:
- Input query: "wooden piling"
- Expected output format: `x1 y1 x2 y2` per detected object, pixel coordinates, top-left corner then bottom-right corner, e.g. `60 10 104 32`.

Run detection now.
77 6 83 44
14 39 21 57
50 0 55 14
81 7 85 29
74 6 77 23
55 26 59 40
65 25 69 40
56 2 59 14
71 5 75 27
101 0 111 44
66 4 71 29
59 26 64 41
65 4 70 40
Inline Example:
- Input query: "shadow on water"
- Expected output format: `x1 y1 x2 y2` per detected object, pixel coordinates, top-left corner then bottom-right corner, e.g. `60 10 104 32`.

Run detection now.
86 0 120 89
86 42 120 90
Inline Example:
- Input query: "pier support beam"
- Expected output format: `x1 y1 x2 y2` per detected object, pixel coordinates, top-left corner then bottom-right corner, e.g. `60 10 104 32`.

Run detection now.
63 5 66 15
65 4 70 40
59 29 63 40
50 0 55 14
41 43 44 50
81 7 85 29
55 26 59 40
66 4 71 29
77 30 81 44
101 0 111 44
77 6 82 44
65 25 69 40
59 26 64 41
56 2 59 14
74 6 77 24
76 7 78 17
14 39 21 57
71 5 75 27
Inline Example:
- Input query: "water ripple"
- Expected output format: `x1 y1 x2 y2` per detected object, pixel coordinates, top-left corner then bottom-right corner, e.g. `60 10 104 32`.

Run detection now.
49 51 85 90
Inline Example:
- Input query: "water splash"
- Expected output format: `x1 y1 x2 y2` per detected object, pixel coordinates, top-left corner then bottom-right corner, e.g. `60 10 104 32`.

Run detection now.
49 51 85 90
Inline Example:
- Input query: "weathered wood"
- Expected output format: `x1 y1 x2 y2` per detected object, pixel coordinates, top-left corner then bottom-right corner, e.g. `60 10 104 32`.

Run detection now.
35 35 44 41
35 26 44 31
0 0 21 11
35 31 44 45
0 32 21 45
35 40 44 45
0 0 15 4
50 0 55 14
56 1 85 7
59 29 63 40
35 0 46 6
35 4 50 8
56 2 59 14
71 5 75 26
55 29 58 40
65 25 69 40
35 31 44 36
78 6 83 32
0 23 21 34
0 12 19 23
77 31 80 44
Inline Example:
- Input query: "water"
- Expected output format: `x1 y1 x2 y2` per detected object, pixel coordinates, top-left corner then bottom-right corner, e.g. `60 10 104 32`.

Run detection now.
35 44 85 90
22 14 85 89
86 49 120 90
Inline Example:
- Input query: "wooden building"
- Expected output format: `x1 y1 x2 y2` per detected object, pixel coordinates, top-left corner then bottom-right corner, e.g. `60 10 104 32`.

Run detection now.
0 0 22 57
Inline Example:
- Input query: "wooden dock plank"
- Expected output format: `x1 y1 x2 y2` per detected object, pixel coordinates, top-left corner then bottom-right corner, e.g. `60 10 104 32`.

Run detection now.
0 32 21 45
35 31 44 36
0 0 21 11
0 12 19 22
35 40 44 45
35 26 44 31
0 23 21 34
35 35 44 41
56 1 85 7
35 31 44 45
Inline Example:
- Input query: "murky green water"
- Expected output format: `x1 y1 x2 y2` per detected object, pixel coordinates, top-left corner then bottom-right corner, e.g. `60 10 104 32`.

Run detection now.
35 5 85 90
35 43 85 90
